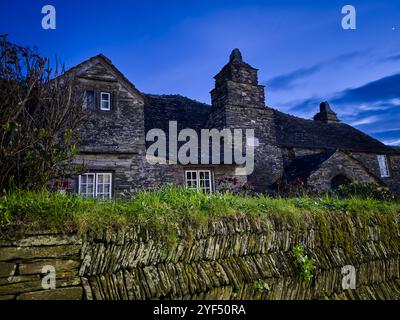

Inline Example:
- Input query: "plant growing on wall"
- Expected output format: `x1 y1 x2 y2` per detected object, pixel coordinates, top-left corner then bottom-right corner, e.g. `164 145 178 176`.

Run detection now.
293 245 315 283
252 279 270 293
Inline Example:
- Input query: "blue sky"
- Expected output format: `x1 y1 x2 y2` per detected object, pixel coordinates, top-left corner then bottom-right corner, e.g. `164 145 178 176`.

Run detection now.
1 0 400 145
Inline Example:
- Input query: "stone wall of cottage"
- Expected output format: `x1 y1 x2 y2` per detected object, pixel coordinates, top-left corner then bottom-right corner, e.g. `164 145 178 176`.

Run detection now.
350 152 400 195
280 148 400 194
0 213 399 300
307 152 378 193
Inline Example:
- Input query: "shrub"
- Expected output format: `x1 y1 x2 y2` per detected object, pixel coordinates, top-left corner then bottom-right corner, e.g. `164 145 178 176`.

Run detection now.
334 181 394 201
273 177 308 197
0 35 86 194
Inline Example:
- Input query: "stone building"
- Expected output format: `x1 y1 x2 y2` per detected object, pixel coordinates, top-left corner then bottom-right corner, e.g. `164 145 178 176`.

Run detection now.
61 49 400 198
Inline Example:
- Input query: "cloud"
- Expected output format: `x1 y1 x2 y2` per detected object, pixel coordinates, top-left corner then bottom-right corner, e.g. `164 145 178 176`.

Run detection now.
349 116 380 126
383 54 400 62
267 50 368 91
279 72 400 145
268 65 321 91
332 73 400 106
382 139 400 146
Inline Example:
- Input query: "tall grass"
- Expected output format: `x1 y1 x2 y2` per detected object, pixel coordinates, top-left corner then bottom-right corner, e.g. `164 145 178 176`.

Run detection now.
0 186 399 237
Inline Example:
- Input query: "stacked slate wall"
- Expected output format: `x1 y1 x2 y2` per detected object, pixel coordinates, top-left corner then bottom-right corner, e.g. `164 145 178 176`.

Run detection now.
0 214 399 300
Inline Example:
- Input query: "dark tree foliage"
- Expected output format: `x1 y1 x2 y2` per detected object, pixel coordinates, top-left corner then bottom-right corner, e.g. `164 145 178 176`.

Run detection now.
0 35 86 193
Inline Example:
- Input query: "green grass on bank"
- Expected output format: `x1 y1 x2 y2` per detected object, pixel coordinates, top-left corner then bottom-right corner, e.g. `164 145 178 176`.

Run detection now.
1 187 399 241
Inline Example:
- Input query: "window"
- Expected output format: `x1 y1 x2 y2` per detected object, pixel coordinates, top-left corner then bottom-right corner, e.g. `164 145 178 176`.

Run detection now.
83 90 95 110
377 155 390 178
78 173 112 199
185 170 213 193
100 92 111 111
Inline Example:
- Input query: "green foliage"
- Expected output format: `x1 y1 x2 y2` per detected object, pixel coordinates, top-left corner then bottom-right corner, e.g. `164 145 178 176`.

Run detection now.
334 181 394 201
0 186 399 244
0 35 86 193
252 279 270 293
293 245 315 283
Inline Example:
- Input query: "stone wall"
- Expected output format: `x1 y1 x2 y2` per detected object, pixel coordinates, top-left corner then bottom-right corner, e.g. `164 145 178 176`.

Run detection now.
1 213 399 300
350 152 400 195
307 151 378 193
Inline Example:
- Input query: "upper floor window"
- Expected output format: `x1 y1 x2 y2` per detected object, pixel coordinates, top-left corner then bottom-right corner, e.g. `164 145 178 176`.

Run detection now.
100 92 111 111
78 172 113 199
83 90 95 110
377 155 390 178
185 170 213 193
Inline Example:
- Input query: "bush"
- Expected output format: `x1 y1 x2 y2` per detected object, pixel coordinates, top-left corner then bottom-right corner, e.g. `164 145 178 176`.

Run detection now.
272 177 308 197
334 181 394 201
0 35 86 193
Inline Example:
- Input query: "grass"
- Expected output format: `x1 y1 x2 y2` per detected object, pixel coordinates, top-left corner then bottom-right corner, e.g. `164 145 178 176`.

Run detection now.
0 186 399 243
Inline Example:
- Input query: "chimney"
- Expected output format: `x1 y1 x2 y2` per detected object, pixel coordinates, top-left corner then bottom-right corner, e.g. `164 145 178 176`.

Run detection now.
313 101 340 124
210 48 265 109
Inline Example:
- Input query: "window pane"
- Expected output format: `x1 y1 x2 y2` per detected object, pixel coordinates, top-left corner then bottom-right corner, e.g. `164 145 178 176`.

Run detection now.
79 174 95 198
185 170 212 193
101 100 109 109
96 173 112 199
103 174 110 183
87 185 94 194
101 93 110 110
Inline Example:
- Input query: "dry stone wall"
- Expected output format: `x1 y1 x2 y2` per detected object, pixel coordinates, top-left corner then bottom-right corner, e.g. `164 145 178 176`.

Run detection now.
0 214 399 300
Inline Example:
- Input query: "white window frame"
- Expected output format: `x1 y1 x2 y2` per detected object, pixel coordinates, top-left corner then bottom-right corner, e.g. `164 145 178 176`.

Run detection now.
78 173 95 198
78 173 113 199
185 170 213 193
377 155 390 178
100 92 111 111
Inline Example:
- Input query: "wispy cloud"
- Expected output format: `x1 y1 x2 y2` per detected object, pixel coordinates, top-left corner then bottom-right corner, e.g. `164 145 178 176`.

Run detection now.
267 50 368 91
279 72 400 144
332 73 400 106
268 65 320 91
350 116 380 126
383 54 400 62
382 139 400 146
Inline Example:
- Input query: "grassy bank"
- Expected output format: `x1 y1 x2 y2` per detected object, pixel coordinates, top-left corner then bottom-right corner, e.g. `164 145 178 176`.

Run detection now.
0 187 399 240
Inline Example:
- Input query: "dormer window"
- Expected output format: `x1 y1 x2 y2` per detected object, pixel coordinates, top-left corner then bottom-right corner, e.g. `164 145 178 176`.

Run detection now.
377 155 390 178
100 92 111 111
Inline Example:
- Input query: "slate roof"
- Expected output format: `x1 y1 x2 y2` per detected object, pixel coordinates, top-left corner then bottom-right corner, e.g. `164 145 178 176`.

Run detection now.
144 94 210 134
283 150 336 182
272 109 397 154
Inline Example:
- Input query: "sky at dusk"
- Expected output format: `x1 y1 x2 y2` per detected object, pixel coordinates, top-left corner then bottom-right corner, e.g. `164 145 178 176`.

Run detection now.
1 0 400 145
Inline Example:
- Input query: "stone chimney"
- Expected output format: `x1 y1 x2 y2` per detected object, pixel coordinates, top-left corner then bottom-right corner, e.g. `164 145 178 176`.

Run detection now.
313 101 340 124
207 49 283 193
210 48 265 110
